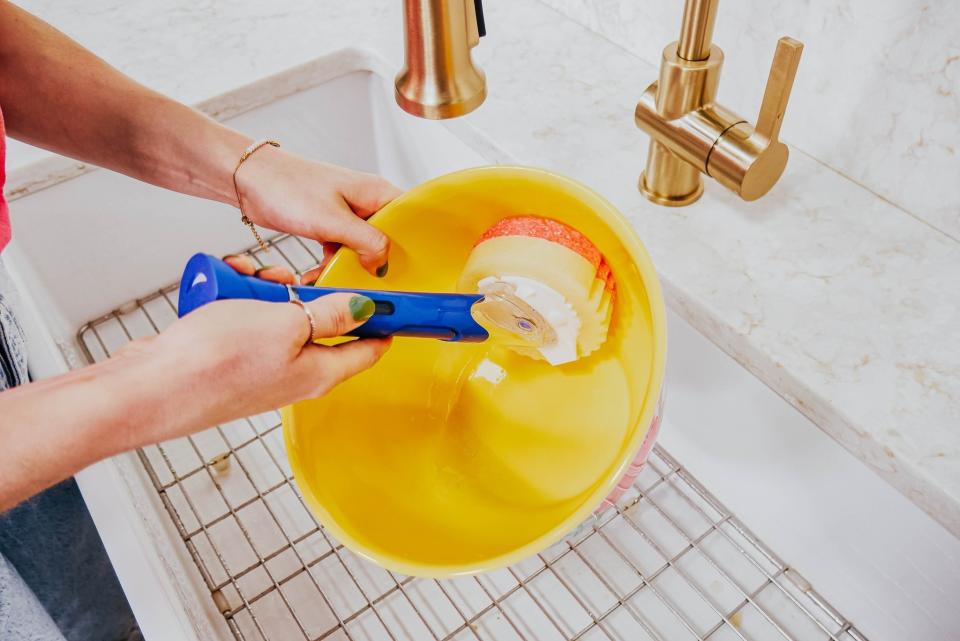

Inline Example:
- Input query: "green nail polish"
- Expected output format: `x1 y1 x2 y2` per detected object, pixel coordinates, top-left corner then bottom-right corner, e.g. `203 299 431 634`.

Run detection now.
350 295 376 321
376 262 389 278
254 265 275 275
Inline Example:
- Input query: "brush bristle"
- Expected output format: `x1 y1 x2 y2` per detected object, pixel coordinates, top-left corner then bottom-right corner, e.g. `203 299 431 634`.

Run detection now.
459 217 615 363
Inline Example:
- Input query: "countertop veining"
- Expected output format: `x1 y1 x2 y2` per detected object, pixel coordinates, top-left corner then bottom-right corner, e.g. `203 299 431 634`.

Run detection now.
5 0 959 537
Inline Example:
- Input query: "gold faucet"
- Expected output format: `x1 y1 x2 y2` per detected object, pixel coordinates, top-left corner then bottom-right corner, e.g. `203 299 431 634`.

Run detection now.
635 0 803 205
395 0 487 119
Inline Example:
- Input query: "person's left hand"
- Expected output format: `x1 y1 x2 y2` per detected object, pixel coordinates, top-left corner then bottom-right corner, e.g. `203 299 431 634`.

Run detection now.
234 146 402 282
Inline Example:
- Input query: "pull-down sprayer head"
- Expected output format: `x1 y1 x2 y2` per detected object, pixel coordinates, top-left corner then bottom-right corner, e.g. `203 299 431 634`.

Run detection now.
395 0 487 119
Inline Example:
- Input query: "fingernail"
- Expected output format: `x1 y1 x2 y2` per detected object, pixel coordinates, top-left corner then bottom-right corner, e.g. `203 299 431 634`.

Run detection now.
222 253 240 261
375 261 389 278
254 265 275 275
349 295 376 321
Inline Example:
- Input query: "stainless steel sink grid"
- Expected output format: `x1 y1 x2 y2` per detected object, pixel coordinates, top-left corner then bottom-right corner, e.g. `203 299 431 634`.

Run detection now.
78 235 867 641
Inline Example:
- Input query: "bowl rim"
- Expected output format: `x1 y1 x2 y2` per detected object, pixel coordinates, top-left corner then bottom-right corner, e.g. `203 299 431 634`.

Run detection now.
282 164 667 578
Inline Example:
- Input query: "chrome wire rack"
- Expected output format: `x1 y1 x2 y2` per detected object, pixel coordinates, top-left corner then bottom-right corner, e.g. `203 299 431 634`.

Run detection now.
78 234 867 641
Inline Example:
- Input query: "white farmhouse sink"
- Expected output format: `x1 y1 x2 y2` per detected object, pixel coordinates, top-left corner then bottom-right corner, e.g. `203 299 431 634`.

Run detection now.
4 49 959 641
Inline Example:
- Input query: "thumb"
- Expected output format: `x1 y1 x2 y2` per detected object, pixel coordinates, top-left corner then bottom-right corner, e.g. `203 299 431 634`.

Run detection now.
305 292 377 340
325 207 391 277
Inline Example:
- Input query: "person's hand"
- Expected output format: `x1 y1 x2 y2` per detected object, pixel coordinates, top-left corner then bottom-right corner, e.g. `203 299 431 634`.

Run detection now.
234 146 402 282
113 265 390 447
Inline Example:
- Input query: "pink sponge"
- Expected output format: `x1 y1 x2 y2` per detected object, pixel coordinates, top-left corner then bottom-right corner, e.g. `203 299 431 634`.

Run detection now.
479 216 602 265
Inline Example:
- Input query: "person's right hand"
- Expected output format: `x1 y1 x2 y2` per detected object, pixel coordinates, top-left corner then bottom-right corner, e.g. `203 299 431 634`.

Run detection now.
114 268 390 449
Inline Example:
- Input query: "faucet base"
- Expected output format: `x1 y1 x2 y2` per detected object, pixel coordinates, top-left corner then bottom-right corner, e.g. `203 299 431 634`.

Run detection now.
639 171 703 207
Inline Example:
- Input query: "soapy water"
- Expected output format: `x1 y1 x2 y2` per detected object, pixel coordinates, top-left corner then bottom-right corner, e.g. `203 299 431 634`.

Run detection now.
419 276 618 503
421 326 632 509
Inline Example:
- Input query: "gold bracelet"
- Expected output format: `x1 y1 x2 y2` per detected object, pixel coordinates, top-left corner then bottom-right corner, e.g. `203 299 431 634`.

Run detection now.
232 139 280 251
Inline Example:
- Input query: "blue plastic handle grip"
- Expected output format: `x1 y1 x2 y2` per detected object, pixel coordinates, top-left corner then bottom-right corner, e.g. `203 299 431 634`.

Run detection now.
177 253 489 342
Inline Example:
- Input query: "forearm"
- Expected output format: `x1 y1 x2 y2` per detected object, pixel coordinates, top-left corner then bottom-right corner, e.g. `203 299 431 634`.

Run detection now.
0 0 249 205
0 349 197 511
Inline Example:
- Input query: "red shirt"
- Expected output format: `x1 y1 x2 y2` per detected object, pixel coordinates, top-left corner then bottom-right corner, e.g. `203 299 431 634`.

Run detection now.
0 105 9 252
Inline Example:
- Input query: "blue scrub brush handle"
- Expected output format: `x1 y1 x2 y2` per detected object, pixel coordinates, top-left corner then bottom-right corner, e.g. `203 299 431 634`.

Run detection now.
176 253 488 342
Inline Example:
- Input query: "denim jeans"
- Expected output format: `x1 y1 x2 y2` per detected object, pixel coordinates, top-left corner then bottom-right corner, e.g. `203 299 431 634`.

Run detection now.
0 259 139 641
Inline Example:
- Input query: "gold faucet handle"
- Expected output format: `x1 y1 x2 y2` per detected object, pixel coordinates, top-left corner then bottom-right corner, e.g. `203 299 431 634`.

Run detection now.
756 37 804 144
706 36 804 201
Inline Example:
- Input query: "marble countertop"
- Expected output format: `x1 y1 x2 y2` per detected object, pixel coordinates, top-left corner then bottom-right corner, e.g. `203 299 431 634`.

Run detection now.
5 0 959 538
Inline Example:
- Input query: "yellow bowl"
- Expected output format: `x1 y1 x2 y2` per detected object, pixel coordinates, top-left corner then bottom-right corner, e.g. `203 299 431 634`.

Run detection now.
282 166 666 577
